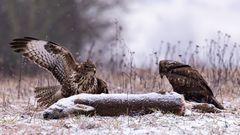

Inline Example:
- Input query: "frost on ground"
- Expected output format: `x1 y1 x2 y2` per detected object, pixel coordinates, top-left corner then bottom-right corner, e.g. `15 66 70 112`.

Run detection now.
1 96 240 135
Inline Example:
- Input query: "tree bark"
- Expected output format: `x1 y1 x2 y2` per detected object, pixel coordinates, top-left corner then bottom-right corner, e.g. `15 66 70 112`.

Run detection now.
43 92 185 119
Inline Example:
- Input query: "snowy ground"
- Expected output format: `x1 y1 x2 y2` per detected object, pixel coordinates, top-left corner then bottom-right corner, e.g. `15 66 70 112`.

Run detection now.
1 97 240 135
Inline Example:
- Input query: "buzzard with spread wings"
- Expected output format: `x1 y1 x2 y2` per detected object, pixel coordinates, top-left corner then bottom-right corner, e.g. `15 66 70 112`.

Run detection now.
10 37 108 107
159 60 224 109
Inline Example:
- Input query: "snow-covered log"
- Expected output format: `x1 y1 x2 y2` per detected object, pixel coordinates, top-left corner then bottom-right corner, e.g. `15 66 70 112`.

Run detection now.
43 92 185 119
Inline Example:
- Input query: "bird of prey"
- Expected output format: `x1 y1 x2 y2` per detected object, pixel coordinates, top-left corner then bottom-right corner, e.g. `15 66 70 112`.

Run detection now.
10 37 108 107
159 60 224 109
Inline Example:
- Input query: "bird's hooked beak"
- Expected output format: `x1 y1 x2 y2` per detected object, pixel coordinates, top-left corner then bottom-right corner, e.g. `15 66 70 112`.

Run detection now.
159 65 164 78
160 73 164 78
93 68 96 74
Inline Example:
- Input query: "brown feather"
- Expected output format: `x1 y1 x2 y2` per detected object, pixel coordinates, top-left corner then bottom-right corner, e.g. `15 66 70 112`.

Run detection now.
10 37 109 107
96 78 109 94
159 60 224 109
35 85 62 107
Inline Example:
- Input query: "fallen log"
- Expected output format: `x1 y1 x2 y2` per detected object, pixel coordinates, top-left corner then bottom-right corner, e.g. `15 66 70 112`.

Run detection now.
43 92 185 119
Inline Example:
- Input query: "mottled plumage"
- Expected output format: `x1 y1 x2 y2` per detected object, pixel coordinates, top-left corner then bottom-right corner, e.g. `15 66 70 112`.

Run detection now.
159 60 224 109
10 37 108 107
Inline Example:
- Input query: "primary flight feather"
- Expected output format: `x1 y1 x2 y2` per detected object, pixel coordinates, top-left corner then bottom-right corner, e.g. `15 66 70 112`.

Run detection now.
10 37 108 107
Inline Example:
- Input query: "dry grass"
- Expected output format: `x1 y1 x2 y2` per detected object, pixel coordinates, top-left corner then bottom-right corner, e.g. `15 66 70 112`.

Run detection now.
1 57 240 134
1 29 240 134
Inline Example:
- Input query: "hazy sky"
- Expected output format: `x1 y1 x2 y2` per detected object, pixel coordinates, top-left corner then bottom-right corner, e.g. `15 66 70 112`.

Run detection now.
117 0 240 64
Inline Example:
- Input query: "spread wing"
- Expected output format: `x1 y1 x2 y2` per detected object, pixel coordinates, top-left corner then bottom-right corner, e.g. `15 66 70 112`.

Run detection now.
170 66 213 96
10 37 77 85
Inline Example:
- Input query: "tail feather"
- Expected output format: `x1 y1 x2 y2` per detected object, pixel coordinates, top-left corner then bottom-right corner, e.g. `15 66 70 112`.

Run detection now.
34 85 62 107
209 96 224 110
35 86 59 98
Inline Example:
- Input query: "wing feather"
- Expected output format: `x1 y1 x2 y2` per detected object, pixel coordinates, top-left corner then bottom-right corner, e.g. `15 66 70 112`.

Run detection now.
96 78 108 94
10 37 77 85
170 67 213 96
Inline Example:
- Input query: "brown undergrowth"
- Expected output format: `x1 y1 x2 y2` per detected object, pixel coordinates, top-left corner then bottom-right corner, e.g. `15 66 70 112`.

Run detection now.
1 29 240 134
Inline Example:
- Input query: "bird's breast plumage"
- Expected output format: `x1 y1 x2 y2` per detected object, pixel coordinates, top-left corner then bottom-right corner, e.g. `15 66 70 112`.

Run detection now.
69 72 98 94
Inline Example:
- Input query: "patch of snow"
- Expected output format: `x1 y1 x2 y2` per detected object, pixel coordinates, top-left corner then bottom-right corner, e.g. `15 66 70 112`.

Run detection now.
1 94 239 135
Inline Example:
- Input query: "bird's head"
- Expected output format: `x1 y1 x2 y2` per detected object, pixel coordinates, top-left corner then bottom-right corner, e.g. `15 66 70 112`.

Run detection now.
78 60 96 77
159 60 190 78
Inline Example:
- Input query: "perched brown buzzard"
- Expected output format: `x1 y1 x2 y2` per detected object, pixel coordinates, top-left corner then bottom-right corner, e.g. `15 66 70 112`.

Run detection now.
10 37 108 107
159 60 224 109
